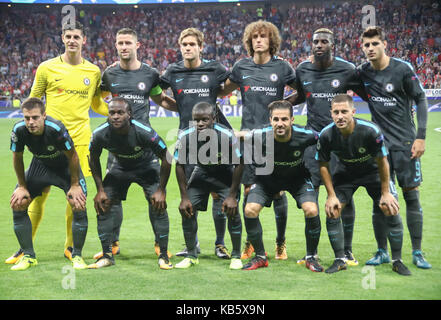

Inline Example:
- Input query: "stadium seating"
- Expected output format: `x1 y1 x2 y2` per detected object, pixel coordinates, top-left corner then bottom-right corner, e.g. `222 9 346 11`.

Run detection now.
0 0 439 103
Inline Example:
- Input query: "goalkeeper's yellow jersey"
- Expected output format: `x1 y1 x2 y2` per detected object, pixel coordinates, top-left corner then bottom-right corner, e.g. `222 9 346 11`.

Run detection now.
30 56 107 145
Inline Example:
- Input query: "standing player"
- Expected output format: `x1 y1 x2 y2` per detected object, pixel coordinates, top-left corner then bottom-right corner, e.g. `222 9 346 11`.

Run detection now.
358 26 430 269
94 28 176 260
240 101 323 272
288 28 367 266
88 97 173 269
9 98 88 271
160 28 233 259
174 102 243 270
219 20 296 260
317 94 410 275
5 21 109 264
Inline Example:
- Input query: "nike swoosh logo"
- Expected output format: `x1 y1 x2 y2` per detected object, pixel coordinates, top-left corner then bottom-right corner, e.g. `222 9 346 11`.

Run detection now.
111 83 119 87
306 188 314 192
175 78 184 83
55 79 62 82
303 81 312 85
242 75 252 79
414 177 421 182
364 82 371 86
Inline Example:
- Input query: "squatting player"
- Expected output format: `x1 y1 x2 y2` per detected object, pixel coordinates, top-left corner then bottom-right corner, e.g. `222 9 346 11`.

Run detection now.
174 102 243 270
94 27 176 260
88 97 173 269
239 100 323 272
288 28 367 266
9 98 88 271
317 94 410 275
219 20 296 260
358 26 431 269
160 28 233 259
5 21 109 264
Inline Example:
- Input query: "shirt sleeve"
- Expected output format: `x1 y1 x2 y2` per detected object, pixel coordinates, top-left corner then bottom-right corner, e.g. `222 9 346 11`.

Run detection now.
402 66 428 139
370 129 388 159
283 60 296 86
347 68 368 101
149 68 162 96
91 70 109 116
29 63 47 99
159 66 172 90
10 124 25 152
294 69 306 104
316 133 331 162
173 134 188 165
100 69 110 92
150 84 163 97
215 62 231 83
307 130 319 147
230 132 242 159
55 123 75 151
145 128 168 159
89 132 104 157
228 61 241 85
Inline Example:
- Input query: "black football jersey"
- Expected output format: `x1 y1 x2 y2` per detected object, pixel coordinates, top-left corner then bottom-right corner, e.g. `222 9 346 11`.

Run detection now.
229 56 296 130
89 120 167 169
174 123 241 176
11 116 74 169
316 118 387 177
249 124 317 181
295 57 365 132
100 63 161 125
357 58 427 150
160 59 230 130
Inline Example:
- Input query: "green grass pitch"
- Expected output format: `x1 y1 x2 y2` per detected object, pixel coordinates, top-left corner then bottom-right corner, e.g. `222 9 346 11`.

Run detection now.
0 113 440 300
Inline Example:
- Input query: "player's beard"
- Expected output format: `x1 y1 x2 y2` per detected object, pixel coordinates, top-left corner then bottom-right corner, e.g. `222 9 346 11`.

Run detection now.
314 49 332 64
120 55 132 63
274 127 290 141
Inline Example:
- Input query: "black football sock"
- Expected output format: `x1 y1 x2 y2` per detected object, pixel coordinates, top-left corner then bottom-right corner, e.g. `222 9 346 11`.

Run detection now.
148 202 159 243
13 210 35 258
227 210 242 258
403 190 423 251
151 207 170 256
273 193 288 244
72 210 88 258
305 215 321 256
244 216 265 256
212 198 226 246
326 217 345 259
341 198 355 252
372 208 388 251
386 214 404 261
242 193 250 243
97 207 114 255
182 211 199 258
111 201 123 243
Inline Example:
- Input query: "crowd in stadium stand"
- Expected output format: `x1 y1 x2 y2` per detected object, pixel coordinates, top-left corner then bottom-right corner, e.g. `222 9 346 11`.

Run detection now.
0 0 440 104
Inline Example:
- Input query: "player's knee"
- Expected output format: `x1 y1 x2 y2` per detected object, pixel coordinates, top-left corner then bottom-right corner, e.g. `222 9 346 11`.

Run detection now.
244 203 261 218
403 186 418 194
303 202 318 218
12 201 30 212
71 206 86 214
